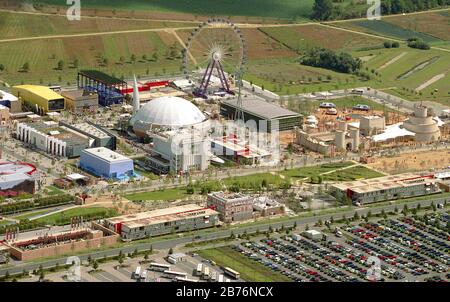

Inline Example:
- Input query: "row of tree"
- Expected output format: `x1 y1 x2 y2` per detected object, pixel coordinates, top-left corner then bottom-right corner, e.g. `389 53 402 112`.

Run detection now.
381 0 450 15
0 195 73 215
312 0 450 21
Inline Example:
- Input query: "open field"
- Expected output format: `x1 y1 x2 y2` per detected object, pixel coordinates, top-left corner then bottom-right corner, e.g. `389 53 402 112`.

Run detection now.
32 207 118 226
367 150 450 174
124 187 188 202
0 11 195 39
197 246 292 282
32 0 316 20
0 31 183 85
335 19 443 43
260 25 388 52
383 10 450 41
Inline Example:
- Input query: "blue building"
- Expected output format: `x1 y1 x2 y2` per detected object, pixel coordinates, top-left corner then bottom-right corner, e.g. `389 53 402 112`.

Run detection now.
80 147 135 180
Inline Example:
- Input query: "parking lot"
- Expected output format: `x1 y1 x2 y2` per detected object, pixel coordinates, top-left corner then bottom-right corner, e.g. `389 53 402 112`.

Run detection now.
224 212 449 282
19 251 239 283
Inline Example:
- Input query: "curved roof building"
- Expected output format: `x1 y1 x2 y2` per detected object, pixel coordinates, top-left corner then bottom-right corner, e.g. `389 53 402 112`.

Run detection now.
131 96 208 136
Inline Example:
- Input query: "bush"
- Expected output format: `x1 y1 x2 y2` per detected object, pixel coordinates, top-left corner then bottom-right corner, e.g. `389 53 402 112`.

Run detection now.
300 47 362 74
407 38 430 50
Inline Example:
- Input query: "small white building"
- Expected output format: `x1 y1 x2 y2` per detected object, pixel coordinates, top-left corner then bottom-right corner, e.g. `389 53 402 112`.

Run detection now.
167 252 187 264
303 230 322 241
146 128 210 174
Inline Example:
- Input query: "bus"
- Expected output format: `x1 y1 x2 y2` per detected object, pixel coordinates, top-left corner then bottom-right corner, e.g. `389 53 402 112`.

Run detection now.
202 266 210 280
133 266 141 279
163 270 188 280
218 274 224 282
149 262 171 272
195 263 203 276
223 267 240 279
174 277 199 283
138 270 147 282
210 271 217 282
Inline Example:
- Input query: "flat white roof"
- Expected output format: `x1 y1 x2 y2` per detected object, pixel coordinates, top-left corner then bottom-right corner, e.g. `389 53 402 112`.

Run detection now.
0 90 18 102
66 173 87 181
82 147 131 163
305 230 321 235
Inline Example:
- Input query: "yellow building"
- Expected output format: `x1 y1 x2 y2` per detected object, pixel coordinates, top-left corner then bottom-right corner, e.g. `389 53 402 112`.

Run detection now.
12 85 65 115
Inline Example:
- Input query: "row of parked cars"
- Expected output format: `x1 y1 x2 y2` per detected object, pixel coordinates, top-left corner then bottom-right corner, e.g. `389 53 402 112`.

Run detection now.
376 220 450 267
319 102 371 111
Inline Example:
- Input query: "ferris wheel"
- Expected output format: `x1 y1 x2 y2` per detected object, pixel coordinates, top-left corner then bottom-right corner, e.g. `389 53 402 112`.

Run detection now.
182 18 247 99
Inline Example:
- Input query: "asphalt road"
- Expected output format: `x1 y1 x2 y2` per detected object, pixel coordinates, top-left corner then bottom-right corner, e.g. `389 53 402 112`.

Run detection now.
0 196 447 278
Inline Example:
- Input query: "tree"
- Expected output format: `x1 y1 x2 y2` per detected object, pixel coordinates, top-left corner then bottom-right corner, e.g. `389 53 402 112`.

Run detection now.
312 0 333 21
0 64 4 72
22 62 30 72
57 60 65 70
92 260 99 270
118 256 124 266
168 248 173 255
130 54 137 64
152 52 159 62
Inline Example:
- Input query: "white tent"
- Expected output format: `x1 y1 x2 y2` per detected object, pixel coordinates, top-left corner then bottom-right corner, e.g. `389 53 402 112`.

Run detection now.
372 122 415 142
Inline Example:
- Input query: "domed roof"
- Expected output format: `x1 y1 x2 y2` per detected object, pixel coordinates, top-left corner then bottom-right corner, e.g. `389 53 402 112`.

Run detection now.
132 96 206 128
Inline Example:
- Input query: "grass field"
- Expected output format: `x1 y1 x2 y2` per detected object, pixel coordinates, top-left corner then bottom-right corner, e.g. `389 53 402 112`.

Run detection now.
338 19 443 43
37 0 316 20
33 207 118 225
260 25 388 52
286 96 399 114
323 166 384 181
0 31 182 85
383 10 450 41
0 11 194 39
124 187 188 201
197 246 292 282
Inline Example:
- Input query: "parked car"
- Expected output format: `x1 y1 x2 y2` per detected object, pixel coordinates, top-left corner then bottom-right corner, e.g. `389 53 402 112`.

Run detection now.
326 108 338 115
319 102 336 109
353 104 370 111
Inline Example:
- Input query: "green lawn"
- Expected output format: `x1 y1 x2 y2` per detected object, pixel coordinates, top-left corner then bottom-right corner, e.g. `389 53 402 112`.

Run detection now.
33 207 118 225
323 166 384 181
13 209 55 221
124 187 188 201
44 186 64 196
197 246 292 282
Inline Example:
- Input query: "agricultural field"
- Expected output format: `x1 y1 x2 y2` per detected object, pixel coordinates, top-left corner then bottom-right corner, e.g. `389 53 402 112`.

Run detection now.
335 19 443 43
0 11 195 39
32 0 317 20
259 25 388 52
0 31 183 85
382 10 450 41
197 246 292 282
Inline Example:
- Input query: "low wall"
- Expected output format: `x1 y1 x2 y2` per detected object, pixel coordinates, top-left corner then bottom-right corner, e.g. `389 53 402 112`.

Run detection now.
7 223 120 261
